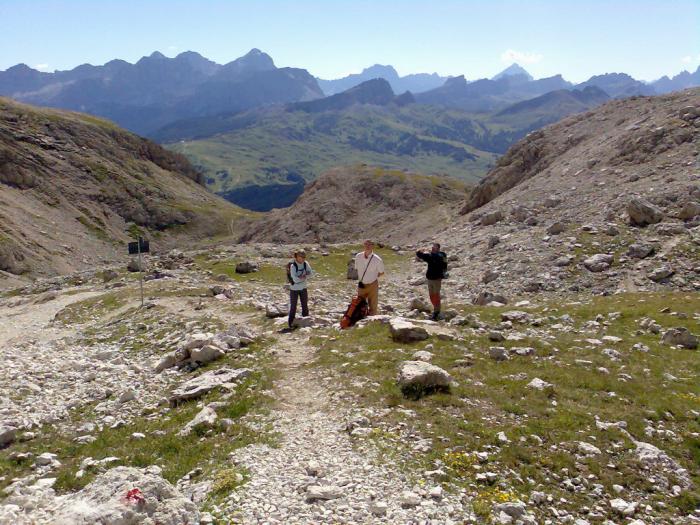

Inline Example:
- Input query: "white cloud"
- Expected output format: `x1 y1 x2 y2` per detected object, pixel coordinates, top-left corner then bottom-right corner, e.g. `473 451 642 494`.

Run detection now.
681 54 700 65
34 63 50 71
500 49 543 65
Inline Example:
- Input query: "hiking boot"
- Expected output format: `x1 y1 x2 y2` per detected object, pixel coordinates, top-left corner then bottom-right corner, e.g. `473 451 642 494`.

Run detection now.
279 326 293 334
431 311 441 321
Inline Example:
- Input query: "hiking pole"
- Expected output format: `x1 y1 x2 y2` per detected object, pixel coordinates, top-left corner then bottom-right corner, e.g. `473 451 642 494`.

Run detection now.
138 236 144 308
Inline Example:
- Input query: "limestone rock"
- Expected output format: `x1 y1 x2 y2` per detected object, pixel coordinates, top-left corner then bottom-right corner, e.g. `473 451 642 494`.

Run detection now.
397 361 452 393
627 242 655 259
235 261 258 274
305 485 343 502
661 327 698 349
628 198 663 226
179 407 217 436
473 291 508 306
0 425 17 447
390 318 429 343
481 210 504 226
583 253 613 272
170 368 252 405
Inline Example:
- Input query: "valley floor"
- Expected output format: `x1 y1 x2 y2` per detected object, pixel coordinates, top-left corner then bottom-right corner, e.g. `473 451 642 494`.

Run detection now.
0 244 698 524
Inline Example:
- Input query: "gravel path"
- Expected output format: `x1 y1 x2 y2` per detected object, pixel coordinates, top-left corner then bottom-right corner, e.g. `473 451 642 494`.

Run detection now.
227 331 469 524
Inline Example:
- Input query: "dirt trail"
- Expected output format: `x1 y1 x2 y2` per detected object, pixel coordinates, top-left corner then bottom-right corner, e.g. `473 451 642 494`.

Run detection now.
0 289 100 347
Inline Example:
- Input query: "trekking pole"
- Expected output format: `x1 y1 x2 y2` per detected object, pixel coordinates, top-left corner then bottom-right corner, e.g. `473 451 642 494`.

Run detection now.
138 236 144 308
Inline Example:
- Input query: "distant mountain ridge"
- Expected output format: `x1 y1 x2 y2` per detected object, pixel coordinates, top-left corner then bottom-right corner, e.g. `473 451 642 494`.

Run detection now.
0 49 323 135
2 50 699 137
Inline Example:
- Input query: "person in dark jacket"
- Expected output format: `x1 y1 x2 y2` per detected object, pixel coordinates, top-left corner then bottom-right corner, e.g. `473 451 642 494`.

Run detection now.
416 243 447 320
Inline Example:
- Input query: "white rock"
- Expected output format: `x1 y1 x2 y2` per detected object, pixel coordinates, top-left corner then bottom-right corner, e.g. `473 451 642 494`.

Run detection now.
527 378 553 391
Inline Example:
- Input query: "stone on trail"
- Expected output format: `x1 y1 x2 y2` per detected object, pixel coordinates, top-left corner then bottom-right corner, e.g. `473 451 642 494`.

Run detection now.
409 297 432 313
397 361 452 396
305 485 343 502
648 266 674 282
265 303 287 318
369 500 388 516
412 350 433 362
399 490 421 508
389 318 429 343
501 310 531 323
169 367 252 406
627 197 664 226
661 327 698 349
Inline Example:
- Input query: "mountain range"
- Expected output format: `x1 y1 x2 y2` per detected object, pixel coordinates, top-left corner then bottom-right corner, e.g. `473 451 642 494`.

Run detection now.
157 79 610 211
1 49 698 139
0 49 322 135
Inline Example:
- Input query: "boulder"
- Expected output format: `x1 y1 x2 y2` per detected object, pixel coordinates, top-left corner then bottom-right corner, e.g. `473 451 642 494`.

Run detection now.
190 345 225 365
178 407 218 436
397 361 452 393
473 291 508 306
235 262 258 274
265 303 288 318
51 466 199 524
627 242 655 259
482 269 500 284
628 198 663 226
583 254 613 272
0 425 17 447
409 297 432 313
661 327 698 349
481 210 504 226
169 368 252 405
127 258 145 272
527 378 553 391
648 266 674 282
346 259 358 280
501 311 531 323
679 201 700 220
101 270 119 283
489 347 509 362
389 318 429 343
653 222 686 236
546 222 566 235
554 255 573 267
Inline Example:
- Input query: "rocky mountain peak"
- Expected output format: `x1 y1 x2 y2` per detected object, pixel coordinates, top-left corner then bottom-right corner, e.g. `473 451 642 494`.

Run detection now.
493 63 533 81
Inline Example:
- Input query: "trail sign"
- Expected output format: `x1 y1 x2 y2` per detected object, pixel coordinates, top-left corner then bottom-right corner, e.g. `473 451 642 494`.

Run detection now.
127 237 149 307
128 238 150 255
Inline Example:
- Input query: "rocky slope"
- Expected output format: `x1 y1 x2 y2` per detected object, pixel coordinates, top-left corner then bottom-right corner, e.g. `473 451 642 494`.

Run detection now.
238 166 469 244
437 88 700 298
0 98 248 286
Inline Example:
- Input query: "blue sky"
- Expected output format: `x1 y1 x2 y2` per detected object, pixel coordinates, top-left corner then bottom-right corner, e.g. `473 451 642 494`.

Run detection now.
1 0 698 82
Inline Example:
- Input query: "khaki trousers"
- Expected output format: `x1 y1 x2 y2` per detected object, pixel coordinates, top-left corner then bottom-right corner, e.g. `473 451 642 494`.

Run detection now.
358 279 379 315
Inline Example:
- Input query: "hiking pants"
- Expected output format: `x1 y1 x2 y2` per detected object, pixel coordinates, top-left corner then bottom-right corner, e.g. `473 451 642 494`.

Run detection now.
427 279 442 313
289 288 309 327
358 280 379 315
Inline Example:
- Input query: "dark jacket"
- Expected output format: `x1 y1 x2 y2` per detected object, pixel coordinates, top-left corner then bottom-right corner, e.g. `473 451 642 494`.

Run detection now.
416 251 447 280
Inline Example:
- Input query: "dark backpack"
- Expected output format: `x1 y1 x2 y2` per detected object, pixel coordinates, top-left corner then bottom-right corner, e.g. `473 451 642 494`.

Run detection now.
286 261 307 284
439 252 448 279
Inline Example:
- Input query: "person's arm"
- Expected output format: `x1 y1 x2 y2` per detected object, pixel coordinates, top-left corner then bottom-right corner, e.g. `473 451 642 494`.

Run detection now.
305 262 313 277
377 258 385 278
416 251 429 262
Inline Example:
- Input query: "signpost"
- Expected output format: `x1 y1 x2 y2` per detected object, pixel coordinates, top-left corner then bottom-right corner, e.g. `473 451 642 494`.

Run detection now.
128 237 150 307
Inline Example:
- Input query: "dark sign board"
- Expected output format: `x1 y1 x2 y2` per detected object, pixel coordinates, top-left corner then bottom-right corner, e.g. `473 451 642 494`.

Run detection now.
128 238 150 255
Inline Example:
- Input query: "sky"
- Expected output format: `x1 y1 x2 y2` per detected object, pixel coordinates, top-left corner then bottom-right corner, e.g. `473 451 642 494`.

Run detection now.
1 0 699 83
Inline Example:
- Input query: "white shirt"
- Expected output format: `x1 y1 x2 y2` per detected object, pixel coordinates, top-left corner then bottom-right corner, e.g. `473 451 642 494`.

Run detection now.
355 251 384 284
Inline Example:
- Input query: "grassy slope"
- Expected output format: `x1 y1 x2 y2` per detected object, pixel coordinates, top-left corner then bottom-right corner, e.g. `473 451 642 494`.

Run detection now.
167 104 504 194
311 292 700 518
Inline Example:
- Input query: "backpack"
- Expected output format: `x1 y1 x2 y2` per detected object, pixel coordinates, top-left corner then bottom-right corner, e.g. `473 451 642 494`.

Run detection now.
286 261 307 285
439 252 449 279
340 295 369 329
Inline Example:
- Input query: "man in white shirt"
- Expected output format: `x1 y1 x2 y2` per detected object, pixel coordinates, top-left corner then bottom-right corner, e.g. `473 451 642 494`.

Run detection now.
354 240 385 315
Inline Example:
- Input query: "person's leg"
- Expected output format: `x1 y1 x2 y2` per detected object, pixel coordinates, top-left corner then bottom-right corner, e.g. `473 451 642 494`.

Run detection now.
367 281 379 315
428 279 442 318
300 288 309 317
288 290 298 327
